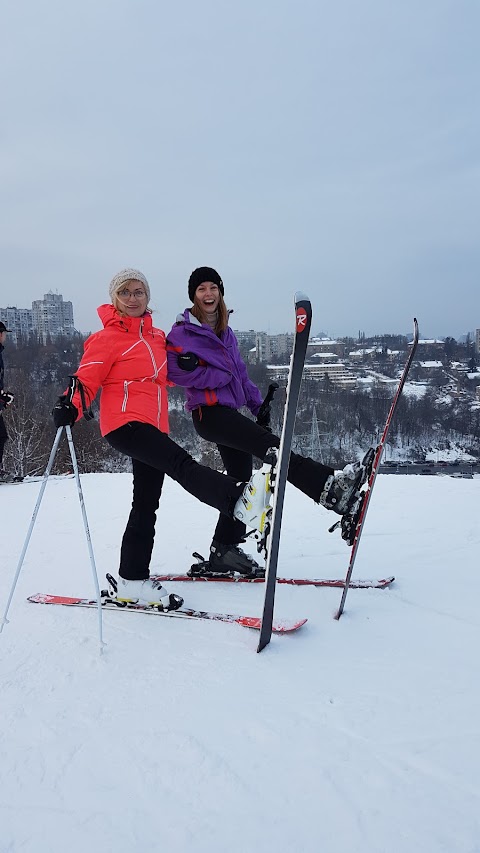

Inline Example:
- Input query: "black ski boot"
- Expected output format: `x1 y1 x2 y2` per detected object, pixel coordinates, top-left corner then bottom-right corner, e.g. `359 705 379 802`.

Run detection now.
319 449 374 515
210 540 263 576
188 541 264 578
337 492 367 546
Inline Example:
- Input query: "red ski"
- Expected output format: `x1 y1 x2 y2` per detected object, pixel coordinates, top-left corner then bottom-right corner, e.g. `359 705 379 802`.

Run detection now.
334 318 419 619
152 574 395 589
27 593 307 634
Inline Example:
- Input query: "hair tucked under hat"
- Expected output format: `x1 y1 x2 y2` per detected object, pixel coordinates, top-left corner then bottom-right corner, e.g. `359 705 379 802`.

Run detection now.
109 268 151 303
188 267 224 303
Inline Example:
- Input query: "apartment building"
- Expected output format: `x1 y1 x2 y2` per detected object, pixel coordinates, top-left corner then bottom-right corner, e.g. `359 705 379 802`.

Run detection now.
0 306 34 343
267 362 357 388
255 332 294 362
0 292 75 344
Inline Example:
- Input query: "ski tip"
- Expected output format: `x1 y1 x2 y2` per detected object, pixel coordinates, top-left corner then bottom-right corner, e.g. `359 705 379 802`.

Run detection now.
28 593 81 605
237 616 307 633
272 619 307 634
272 618 308 633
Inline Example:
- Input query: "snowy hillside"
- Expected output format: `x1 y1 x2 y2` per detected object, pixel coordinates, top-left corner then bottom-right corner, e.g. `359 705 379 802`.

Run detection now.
1 472 479 853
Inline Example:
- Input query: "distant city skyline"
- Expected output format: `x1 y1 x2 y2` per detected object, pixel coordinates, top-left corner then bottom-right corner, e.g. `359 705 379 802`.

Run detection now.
3 286 476 343
1 289 477 345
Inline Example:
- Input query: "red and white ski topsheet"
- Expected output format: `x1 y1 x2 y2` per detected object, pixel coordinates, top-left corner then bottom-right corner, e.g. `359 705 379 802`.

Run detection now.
151 574 395 588
27 593 307 634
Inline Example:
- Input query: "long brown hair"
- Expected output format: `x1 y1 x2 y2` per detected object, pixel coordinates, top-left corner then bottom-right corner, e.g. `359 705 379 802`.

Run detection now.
191 291 229 335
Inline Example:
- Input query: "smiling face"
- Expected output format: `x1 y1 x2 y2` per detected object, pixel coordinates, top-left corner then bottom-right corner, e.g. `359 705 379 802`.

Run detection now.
113 279 149 318
194 282 220 315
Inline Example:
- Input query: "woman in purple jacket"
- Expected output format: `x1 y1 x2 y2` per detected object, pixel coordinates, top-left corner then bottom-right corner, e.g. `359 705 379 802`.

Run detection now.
167 267 370 576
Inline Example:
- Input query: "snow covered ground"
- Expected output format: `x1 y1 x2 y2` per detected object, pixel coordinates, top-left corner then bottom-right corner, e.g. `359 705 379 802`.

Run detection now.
1 471 479 853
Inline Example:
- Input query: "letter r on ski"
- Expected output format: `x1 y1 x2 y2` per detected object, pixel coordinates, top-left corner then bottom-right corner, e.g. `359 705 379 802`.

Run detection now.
296 309 307 333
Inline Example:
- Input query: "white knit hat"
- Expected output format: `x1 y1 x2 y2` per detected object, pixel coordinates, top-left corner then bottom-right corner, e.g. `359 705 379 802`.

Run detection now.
109 268 150 303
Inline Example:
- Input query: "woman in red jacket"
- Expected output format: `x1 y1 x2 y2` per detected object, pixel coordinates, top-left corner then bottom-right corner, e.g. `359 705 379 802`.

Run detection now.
52 269 271 610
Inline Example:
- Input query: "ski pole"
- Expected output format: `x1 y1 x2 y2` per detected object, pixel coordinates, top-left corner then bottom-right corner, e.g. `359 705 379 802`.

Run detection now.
65 425 105 652
62 377 104 649
0 426 64 633
63 378 104 649
0 426 105 653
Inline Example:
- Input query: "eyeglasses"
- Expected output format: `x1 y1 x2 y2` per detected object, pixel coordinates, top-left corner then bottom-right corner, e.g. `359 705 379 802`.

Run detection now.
118 288 147 300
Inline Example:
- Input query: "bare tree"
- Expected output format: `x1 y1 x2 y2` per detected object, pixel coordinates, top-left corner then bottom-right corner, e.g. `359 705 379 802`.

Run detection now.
2 373 52 476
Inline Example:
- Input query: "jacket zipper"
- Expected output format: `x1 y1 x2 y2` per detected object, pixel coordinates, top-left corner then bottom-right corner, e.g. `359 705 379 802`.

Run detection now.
120 320 164 425
122 380 129 412
140 318 162 427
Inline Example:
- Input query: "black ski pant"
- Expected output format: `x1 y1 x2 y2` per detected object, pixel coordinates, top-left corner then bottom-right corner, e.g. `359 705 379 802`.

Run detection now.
0 415 8 468
106 422 244 581
192 405 334 547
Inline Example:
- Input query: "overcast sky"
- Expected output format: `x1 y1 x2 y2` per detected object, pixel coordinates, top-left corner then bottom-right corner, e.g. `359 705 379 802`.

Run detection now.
1 0 479 339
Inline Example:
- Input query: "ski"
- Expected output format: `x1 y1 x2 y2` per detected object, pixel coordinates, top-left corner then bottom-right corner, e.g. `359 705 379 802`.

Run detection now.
152 573 395 588
257 293 312 652
27 593 307 634
334 318 419 619
23 473 74 483
0 473 74 485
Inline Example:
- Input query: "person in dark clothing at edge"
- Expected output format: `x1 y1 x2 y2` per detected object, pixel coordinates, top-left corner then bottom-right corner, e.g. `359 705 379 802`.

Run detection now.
51 269 272 610
0 322 22 483
167 267 373 577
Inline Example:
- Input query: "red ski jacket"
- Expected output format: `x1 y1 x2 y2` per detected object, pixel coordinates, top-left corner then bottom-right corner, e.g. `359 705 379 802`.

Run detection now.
71 304 170 436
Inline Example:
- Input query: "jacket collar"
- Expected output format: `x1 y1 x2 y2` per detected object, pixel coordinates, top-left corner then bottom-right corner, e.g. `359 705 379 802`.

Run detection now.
97 303 153 333
175 309 202 327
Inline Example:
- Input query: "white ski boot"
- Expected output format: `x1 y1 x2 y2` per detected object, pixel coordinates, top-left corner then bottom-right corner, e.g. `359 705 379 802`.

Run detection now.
116 578 183 610
233 459 274 534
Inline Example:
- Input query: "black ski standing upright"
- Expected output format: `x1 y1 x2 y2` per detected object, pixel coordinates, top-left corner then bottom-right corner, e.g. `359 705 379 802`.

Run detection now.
335 318 419 620
257 293 312 653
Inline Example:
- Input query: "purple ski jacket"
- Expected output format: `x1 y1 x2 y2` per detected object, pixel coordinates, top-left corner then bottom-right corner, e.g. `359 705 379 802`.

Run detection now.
167 310 263 415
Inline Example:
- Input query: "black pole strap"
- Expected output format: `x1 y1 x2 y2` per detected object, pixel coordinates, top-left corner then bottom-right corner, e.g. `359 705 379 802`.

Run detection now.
68 375 95 421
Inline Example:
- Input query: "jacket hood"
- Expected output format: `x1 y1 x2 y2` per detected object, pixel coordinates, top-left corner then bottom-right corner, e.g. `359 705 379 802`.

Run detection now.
97 304 153 332
175 309 202 327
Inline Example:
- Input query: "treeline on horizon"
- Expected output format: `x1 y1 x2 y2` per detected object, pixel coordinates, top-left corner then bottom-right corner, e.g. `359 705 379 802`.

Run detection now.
1 335 479 479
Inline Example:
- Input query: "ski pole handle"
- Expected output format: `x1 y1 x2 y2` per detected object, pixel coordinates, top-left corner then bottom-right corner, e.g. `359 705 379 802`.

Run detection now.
263 382 279 407
256 383 279 429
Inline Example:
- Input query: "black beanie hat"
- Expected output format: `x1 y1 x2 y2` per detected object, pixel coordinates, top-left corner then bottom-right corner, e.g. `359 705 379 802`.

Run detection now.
188 267 224 302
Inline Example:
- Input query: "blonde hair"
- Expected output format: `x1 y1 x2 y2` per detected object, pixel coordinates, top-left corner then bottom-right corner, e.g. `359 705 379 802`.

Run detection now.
191 291 229 334
112 279 151 317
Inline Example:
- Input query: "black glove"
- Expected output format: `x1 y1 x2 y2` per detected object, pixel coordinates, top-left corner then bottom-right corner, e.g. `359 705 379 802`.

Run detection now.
177 352 199 372
256 401 272 430
52 396 78 428
0 390 14 407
